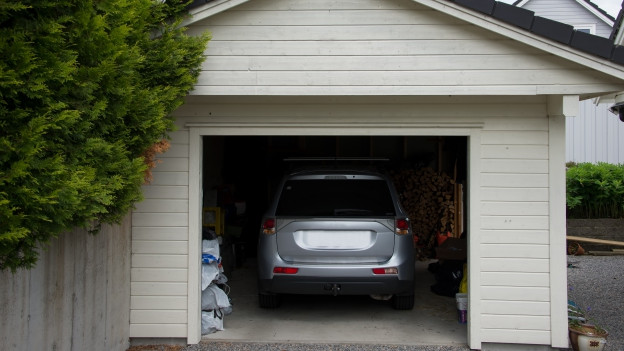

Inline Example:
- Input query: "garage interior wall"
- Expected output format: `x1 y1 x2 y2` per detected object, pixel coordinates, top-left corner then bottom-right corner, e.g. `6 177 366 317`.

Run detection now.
129 95 564 349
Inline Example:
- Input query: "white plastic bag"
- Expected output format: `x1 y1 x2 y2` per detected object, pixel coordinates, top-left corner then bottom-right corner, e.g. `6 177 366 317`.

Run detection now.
201 310 224 335
202 239 220 257
201 263 220 290
201 283 231 311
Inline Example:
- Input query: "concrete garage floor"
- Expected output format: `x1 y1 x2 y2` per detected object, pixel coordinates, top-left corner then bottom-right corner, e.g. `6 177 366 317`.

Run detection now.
203 260 468 347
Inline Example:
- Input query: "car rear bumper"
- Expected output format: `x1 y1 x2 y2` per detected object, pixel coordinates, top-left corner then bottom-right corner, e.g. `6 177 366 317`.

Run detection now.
259 275 414 295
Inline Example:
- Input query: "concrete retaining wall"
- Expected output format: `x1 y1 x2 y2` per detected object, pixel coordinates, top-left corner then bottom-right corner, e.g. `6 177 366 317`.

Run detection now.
567 218 624 251
0 216 131 351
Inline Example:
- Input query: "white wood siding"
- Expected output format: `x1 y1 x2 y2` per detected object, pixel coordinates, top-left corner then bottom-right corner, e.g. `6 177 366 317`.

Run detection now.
173 95 562 347
130 129 190 338
479 107 554 346
520 0 613 37
566 100 624 164
187 0 621 97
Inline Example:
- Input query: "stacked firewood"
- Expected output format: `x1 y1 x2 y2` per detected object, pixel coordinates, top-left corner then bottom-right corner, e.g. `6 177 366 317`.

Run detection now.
390 167 457 258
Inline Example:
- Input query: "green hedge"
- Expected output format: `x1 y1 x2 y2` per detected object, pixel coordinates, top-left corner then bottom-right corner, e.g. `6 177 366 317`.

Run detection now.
567 163 624 219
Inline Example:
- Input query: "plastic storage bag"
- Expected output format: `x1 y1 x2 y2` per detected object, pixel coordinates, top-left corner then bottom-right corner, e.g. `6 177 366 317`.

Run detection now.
201 310 224 335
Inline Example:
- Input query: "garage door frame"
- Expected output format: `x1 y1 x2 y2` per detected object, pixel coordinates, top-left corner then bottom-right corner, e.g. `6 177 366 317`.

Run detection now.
186 122 484 346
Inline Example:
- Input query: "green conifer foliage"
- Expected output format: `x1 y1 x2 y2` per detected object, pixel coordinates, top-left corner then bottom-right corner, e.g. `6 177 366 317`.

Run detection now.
0 0 209 271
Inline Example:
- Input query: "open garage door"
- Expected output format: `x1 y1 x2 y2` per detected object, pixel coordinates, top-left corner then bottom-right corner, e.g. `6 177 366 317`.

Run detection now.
194 135 470 346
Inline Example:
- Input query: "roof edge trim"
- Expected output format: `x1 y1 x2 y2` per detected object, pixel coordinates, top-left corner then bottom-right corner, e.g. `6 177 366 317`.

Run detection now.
181 0 251 26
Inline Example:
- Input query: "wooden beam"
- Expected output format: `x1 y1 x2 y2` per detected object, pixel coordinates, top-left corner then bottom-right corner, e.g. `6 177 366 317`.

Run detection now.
566 235 624 247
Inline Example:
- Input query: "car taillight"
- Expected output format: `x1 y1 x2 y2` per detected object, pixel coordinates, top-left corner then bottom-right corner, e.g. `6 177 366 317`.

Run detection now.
395 218 409 235
262 218 276 235
273 267 299 274
372 267 398 275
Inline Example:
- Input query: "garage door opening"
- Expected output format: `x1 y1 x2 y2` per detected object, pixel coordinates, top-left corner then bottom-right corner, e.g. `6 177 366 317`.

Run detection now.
199 135 469 346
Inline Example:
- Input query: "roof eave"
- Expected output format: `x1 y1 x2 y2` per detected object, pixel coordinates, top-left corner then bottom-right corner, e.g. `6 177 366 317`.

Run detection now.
181 0 251 27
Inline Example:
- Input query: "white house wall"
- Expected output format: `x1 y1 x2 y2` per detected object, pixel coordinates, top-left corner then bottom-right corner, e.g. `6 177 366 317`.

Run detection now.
566 100 624 164
185 0 622 97
519 0 613 37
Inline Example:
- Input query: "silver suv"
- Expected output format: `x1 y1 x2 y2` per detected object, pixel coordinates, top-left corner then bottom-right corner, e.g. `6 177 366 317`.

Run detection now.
257 168 415 309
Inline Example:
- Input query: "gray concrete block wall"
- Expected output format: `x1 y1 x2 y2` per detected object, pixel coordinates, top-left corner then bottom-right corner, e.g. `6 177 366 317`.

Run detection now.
567 218 624 251
0 216 131 351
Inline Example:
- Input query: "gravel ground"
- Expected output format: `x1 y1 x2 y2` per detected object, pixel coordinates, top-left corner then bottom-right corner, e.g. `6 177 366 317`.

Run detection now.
128 255 623 351
566 255 624 351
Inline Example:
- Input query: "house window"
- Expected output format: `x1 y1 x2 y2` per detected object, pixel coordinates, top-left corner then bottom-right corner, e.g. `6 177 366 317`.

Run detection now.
575 24 596 34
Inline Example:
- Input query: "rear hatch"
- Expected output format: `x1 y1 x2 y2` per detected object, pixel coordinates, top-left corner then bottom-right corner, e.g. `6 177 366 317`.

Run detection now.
273 175 397 264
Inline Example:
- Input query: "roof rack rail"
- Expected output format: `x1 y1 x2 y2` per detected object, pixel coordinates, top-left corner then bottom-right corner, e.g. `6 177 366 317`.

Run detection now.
283 157 390 162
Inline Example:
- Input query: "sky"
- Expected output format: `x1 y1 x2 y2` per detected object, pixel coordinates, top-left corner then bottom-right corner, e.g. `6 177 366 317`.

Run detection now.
499 0 621 18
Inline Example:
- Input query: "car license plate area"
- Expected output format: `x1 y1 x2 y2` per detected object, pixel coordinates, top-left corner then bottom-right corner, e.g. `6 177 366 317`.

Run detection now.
293 230 375 250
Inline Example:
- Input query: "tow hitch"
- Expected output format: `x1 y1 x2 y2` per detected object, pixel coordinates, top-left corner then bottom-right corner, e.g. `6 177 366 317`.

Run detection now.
324 283 341 296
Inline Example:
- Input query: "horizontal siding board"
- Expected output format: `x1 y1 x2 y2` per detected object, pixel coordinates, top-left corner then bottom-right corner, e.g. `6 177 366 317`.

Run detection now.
189 84 615 96
481 244 550 259
132 227 189 241
131 268 188 282
480 329 551 345
481 145 549 159
481 188 548 202
236 0 426 10
131 241 188 255
481 258 550 272
158 144 189 158
150 158 189 173
148 172 188 186
129 324 187 338
202 24 501 41
131 310 187 324
481 131 548 145
202 9 462 26
131 254 188 268
203 40 539 56
131 282 187 296
196 70 604 87
481 159 548 174
481 286 550 301
131 296 187 310
481 215 549 230
132 213 188 227
480 174 548 188
482 315 551 330
480 230 549 244
140 185 188 200
178 101 545 118
481 300 551 316
203 54 570 71
481 272 550 287
134 199 189 213
481 201 548 216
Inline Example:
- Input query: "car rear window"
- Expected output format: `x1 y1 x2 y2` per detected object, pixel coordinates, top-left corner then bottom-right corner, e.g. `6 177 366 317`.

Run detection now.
275 179 396 216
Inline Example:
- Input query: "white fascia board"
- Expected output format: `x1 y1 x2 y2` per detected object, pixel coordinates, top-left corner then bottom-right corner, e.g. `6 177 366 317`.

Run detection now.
616 26 624 46
575 0 615 27
413 0 624 81
515 0 530 7
181 0 251 27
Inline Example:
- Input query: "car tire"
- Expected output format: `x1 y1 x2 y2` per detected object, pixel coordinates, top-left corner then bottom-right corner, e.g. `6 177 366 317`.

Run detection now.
258 292 281 308
392 293 414 310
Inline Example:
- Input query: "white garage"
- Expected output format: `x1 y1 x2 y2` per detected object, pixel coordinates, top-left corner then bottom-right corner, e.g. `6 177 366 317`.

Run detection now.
129 0 624 349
